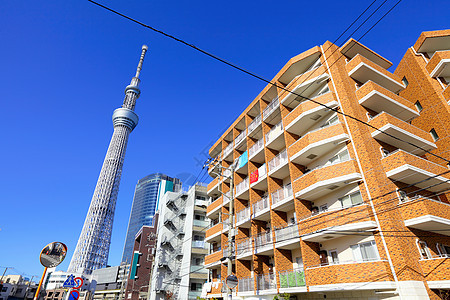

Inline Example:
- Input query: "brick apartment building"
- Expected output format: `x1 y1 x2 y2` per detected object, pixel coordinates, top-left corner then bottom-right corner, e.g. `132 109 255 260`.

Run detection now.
203 30 450 299
124 214 159 300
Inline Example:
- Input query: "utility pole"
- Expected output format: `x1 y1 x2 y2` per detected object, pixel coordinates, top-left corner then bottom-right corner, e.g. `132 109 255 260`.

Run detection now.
227 165 235 300
0 267 10 283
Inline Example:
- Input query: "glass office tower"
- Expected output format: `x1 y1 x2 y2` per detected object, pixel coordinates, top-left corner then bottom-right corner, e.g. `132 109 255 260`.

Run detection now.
121 173 181 263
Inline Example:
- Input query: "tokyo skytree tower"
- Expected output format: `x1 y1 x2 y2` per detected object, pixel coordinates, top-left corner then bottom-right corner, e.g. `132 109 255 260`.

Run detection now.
68 46 148 275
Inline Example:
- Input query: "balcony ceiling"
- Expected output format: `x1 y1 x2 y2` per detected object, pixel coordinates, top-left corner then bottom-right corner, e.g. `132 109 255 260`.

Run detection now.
268 162 290 180
271 196 295 212
281 73 330 107
279 53 321 85
405 215 450 236
285 101 338 136
429 58 450 78
301 221 377 242
341 39 392 69
348 63 404 94
386 165 450 193
417 35 450 53
250 176 268 191
296 173 362 201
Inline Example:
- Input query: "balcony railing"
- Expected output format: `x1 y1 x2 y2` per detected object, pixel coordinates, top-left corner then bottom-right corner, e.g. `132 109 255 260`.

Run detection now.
223 143 233 157
236 177 249 195
236 206 251 223
236 237 251 256
249 138 264 157
256 273 276 290
274 224 299 243
248 115 262 134
271 183 293 205
279 269 306 288
265 121 283 145
253 196 269 215
193 219 209 228
268 149 288 173
263 97 280 120
238 276 254 293
235 129 247 147
254 231 272 249
192 240 206 249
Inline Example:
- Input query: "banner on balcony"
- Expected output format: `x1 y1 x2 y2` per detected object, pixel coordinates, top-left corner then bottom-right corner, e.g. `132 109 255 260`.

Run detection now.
250 169 259 184
237 151 248 169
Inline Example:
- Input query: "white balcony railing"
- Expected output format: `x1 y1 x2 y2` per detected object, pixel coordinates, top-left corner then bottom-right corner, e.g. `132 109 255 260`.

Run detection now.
271 183 293 205
235 129 247 147
223 143 233 157
236 206 251 223
238 277 254 293
268 149 288 173
257 273 276 290
255 231 272 249
263 97 280 120
236 177 249 195
249 138 264 157
274 224 299 243
236 237 251 256
252 196 269 215
248 115 262 134
265 121 283 145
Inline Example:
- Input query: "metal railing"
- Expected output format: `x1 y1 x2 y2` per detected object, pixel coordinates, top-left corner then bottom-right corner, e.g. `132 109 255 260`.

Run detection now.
278 268 305 288
193 219 209 228
191 240 206 248
223 143 233 157
268 149 288 173
274 224 299 242
248 115 262 133
235 129 247 146
252 196 269 215
238 276 254 293
249 138 264 157
265 121 283 145
263 97 280 120
254 231 272 250
236 237 251 256
236 177 249 195
271 183 293 205
236 206 251 223
256 273 276 290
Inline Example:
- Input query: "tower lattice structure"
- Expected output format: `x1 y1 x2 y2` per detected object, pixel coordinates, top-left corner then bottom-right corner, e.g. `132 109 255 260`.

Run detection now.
68 46 148 275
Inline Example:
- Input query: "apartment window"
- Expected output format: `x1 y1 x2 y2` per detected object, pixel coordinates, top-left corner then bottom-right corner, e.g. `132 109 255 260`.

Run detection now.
430 128 439 141
321 114 339 128
195 214 205 221
438 243 450 257
397 189 408 202
329 250 339 264
417 240 431 259
351 241 379 262
319 204 328 212
415 101 423 112
402 76 409 87
339 191 363 207
380 147 390 157
316 84 330 97
326 149 349 166
190 283 202 291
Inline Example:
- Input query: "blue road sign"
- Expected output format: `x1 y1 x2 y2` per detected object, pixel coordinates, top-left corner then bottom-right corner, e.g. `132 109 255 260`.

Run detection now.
63 275 76 288
68 290 79 300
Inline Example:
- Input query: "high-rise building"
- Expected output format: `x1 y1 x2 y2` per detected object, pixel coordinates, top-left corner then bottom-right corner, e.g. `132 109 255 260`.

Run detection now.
121 174 181 264
150 184 210 300
68 46 148 275
203 30 450 299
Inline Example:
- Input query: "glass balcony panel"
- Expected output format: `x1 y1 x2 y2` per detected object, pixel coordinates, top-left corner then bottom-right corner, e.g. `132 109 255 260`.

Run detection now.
256 273 277 290
278 268 306 288
263 97 280 120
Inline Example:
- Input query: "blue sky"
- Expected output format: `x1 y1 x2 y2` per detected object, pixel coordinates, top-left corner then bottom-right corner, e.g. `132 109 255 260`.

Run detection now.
0 0 449 279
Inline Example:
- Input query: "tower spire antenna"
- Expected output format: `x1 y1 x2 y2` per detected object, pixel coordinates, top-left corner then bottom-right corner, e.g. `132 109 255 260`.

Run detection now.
135 45 148 78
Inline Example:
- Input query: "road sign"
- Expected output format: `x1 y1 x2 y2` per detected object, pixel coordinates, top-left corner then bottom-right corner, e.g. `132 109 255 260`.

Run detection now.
68 290 79 300
73 277 83 290
225 274 238 290
63 275 76 288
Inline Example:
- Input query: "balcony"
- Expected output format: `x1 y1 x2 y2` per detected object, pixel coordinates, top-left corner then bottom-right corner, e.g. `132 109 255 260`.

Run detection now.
248 115 262 137
356 81 419 122
249 138 265 163
252 196 270 221
278 268 306 293
223 142 233 160
206 196 222 218
420 256 450 285
236 206 251 228
250 163 267 191
254 231 273 255
271 183 294 212
268 149 289 179
284 92 338 136
306 260 393 290
262 97 280 121
274 224 300 249
204 249 223 268
238 276 255 294
265 121 285 150
289 123 349 166
369 112 436 155
381 150 450 193
235 129 247 150
399 197 450 235
191 241 208 255
236 237 252 259
256 273 277 293
235 177 249 199
426 50 450 78
190 265 208 280
207 177 220 197
279 65 330 108
205 222 223 243
294 160 362 201
346 54 405 94
299 204 376 242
